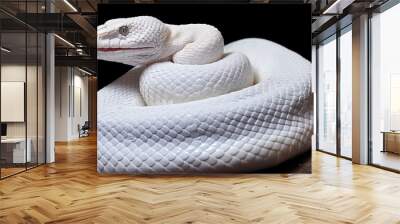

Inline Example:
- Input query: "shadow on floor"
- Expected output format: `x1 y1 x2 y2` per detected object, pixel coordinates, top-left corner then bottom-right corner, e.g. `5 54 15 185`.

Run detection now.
254 150 311 174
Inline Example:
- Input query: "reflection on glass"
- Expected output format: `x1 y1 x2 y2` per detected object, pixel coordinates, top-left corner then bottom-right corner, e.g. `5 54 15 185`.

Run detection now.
38 32 46 165
0 1 47 179
371 3 400 171
317 37 337 154
26 0 41 169
340 29 352 158
27 31 38 169
1 31 27 177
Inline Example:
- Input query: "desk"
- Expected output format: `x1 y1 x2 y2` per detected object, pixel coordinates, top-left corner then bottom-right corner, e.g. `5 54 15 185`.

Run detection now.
1 138 31 163
381 131 400 154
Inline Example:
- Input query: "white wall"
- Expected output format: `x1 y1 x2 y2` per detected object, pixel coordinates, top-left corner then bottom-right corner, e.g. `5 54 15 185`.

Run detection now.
1 82 25 122
71 73 89 138
55 67 89 141
1 65 26 136
1 63 46 164
55 66 69 141
1 64 40 138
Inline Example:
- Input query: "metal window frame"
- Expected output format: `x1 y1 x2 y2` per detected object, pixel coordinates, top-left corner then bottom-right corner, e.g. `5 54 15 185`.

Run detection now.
315 23 353 161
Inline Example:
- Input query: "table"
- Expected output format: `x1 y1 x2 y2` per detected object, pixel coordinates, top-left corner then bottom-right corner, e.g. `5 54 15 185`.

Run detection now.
381 131 400 154
1 138 31 163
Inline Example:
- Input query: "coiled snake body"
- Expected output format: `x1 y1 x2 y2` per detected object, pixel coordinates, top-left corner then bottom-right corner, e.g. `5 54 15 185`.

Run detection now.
97 16 312 174
98 16 254 105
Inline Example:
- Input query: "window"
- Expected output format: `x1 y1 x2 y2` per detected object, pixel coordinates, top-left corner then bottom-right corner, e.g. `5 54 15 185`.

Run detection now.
370 3 400 171
316 25 353 159
317 36 337 154
339 28 352 158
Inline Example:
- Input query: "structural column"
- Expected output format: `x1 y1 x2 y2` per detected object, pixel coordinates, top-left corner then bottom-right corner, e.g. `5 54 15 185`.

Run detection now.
46 0 55 163
352 14 369 164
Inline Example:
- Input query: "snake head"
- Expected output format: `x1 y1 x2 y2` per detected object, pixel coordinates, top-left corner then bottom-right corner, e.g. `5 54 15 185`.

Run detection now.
97 16 169 66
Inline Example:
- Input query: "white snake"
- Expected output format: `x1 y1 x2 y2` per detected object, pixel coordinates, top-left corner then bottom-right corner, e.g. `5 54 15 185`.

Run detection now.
97 16 254 105
97 16 312 174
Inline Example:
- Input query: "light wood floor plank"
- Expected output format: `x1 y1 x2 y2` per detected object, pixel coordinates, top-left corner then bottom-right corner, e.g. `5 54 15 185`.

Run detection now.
0 135 400 223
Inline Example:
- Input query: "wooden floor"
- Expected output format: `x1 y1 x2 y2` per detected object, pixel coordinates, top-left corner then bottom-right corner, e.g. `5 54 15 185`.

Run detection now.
0 167 26 178
372 150 400 171
1 135 400 224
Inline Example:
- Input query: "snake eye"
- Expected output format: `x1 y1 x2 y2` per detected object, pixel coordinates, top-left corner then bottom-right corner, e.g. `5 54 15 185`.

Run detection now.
119 25 129 36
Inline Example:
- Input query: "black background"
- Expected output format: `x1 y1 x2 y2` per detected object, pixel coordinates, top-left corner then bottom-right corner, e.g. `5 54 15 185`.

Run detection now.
98 4 311 89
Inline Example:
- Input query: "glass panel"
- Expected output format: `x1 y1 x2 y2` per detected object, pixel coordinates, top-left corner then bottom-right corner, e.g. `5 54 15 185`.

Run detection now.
339 29 352 158
1 31 27 177
38 32 45 165
371 4 400 171
0 1 46 178
26 0 39 169
317 36 337 154
26 1 38 168
27 31 38 169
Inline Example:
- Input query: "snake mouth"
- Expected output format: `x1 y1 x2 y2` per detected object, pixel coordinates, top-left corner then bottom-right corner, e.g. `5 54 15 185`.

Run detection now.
98 47 154 52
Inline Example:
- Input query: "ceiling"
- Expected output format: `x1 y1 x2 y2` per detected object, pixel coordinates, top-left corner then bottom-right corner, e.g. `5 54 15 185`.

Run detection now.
0 0 389 74
0 0 98 73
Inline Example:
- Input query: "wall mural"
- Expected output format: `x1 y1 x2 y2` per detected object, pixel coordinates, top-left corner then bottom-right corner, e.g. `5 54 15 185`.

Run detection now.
97 4 312 174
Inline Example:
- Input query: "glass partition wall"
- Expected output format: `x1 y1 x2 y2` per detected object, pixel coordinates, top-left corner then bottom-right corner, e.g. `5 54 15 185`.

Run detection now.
370 2 400 171
0 2 46 179
316 26 352 159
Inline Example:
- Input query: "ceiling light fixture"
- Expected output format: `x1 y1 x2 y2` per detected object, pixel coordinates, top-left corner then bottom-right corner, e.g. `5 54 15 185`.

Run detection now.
322 0 354 15
78 67 93 76
54 34 75 48
76 48 85 55
1 47 11 53
63 0 78 12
